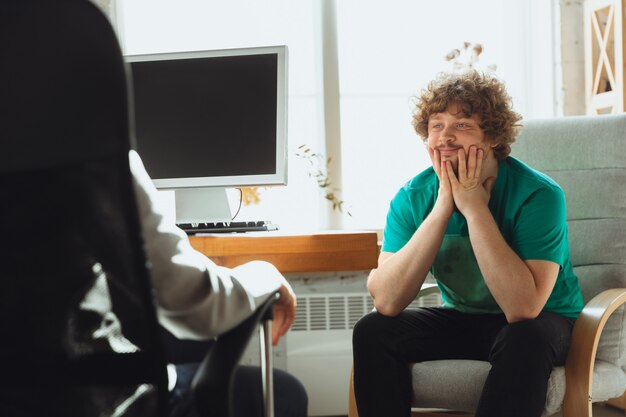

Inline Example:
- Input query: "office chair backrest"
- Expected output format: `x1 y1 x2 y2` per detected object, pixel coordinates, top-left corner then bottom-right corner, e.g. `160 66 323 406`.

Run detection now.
0 0 169 415
512 114 626 374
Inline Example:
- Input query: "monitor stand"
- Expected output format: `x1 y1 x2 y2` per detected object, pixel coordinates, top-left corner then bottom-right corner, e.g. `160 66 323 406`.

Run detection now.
174 187 232 224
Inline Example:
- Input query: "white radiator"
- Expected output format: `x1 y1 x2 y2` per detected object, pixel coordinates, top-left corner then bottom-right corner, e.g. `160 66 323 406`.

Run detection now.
286 292 373 416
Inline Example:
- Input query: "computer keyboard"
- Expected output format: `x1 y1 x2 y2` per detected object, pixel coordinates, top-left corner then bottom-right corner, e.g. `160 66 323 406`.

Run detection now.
177 221 278 234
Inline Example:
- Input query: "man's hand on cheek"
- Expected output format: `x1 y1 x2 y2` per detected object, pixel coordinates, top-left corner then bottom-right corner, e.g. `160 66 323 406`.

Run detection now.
429 147 456 217
444 146 495 216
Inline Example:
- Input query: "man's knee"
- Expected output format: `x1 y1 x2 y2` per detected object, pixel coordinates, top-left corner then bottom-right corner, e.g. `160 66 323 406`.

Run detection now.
490 317 558 363
352 311 390 350
274 369 308 417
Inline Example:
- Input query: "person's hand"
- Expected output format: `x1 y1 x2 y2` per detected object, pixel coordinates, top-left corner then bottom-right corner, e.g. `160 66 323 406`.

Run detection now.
428 147 455 218
271 278 297 346
444 146 496 216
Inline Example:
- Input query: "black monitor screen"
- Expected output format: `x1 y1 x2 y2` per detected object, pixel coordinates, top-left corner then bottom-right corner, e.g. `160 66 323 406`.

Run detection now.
129 51 279 182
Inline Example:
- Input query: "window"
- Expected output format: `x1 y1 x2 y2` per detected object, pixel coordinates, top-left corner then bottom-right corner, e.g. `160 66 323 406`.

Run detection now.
117 0 558 231
336 0 557 230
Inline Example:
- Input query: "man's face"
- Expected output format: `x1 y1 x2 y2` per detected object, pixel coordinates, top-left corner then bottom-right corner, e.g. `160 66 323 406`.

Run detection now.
426 103 491 174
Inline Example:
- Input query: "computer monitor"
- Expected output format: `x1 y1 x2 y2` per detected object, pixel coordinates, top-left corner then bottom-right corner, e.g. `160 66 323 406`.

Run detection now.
125 45 288 223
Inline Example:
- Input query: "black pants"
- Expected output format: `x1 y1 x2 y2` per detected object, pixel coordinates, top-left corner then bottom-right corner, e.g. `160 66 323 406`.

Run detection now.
169 363 308 417
159 327 308 417
352 307 575 417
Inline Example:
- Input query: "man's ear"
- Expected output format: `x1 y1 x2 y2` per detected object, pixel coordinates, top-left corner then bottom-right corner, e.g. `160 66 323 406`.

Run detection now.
484 136 497 148
481 139 499 159
487 138 501 150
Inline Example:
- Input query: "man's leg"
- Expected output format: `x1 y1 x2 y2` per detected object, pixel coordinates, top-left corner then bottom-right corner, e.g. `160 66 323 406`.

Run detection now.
170 363 307 417
352 308 506 417
169 363 199 417
475 311 575 417
232 366 308 417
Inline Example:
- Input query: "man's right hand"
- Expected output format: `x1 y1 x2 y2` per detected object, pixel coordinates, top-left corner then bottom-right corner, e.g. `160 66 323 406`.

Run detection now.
271 278 297 346
429 147 455 218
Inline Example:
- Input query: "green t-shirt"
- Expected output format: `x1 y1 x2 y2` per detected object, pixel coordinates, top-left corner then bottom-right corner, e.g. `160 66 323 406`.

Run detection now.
382 157 584 318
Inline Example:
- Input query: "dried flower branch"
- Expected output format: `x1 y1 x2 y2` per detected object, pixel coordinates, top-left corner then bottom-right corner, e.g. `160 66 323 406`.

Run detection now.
445 42 496 73
296 144 351 216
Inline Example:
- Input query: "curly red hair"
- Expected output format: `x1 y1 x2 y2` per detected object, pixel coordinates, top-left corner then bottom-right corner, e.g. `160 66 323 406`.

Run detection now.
412 71 522 159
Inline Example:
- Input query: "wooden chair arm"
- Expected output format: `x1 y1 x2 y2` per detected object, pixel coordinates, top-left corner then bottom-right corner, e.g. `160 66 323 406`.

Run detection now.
563 288 626 417
349 365 358 417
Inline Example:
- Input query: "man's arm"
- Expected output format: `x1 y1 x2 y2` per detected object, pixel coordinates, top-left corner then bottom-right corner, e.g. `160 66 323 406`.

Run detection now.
445 147 558 322
368 209 449 316
463 203 558 322
368 149 453 317
129 150 295 343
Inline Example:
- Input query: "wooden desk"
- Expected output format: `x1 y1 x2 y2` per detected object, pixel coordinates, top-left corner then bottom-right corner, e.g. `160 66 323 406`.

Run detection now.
189 230 379 274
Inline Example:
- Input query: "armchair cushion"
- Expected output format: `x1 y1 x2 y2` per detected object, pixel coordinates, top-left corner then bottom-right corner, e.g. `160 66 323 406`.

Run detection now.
411 360 488 412
411 359 626 417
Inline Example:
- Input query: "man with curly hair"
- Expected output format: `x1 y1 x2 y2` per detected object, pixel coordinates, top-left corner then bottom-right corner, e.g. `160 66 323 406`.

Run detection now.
352 71 583 417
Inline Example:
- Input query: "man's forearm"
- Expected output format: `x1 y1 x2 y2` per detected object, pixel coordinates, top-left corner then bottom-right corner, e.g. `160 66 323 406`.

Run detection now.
465 206 544 322
368 207 450 316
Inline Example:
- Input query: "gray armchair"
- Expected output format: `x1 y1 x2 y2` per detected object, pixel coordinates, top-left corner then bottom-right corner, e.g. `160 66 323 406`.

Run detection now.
348 114 626 417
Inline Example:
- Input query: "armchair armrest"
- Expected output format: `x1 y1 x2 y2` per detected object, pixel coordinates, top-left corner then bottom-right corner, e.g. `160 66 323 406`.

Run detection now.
418 282 440 298
563 288 626 417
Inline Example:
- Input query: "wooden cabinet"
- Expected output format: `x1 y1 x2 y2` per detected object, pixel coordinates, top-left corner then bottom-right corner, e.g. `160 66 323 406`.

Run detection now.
585 0 625 114
188 231 379 274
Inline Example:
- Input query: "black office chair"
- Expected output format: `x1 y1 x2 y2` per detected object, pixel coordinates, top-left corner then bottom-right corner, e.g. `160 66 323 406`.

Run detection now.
0 1 277 416
192 293 279 417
